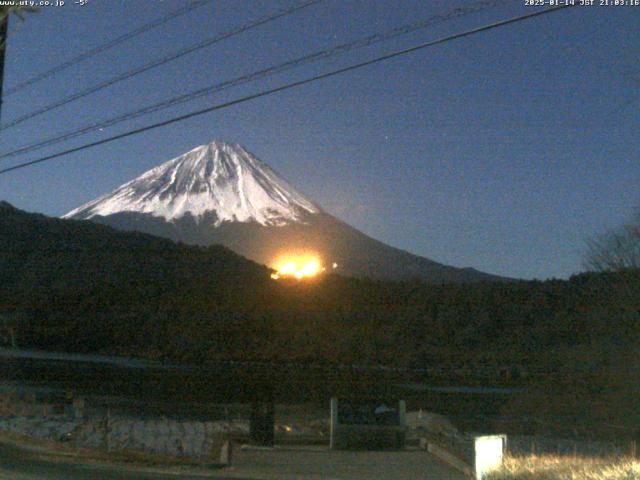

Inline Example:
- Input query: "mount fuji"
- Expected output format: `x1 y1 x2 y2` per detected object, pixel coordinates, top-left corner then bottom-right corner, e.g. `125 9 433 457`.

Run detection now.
64 140 503 283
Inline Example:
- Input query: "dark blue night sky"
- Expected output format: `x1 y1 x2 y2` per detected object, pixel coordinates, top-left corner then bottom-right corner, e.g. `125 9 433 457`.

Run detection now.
1 0 638 280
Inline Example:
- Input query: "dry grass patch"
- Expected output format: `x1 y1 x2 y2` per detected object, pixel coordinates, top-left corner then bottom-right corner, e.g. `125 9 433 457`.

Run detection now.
485 454 640 480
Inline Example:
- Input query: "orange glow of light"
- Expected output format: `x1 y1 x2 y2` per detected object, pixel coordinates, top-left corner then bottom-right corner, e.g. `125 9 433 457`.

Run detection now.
271 254 331 280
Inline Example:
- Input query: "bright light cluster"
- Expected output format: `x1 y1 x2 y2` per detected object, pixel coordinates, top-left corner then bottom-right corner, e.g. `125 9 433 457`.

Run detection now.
270 254 337 280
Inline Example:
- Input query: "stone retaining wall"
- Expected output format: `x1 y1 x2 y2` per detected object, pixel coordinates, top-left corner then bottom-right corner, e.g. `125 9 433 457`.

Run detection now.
0 389 240 460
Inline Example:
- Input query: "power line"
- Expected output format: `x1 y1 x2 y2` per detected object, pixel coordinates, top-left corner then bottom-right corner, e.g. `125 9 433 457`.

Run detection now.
0 0 322 131
0 5 575 177
4 0 213 97
0 0 511 161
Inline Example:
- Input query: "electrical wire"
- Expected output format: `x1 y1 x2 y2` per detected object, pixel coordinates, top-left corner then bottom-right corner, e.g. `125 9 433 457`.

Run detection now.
0 0 511 161
4 0 213 96
0 0 323 130
0 5 575 176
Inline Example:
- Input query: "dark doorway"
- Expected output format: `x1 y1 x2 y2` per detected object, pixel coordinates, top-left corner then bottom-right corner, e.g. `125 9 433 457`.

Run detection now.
250 401 275 446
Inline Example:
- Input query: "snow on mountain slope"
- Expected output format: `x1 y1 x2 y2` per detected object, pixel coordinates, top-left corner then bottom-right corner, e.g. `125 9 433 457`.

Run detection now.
63 141 321 226
62 139 508 283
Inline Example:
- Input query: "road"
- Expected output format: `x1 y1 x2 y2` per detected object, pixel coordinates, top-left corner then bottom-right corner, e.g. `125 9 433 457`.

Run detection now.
0 444 249 480
0 442 468 479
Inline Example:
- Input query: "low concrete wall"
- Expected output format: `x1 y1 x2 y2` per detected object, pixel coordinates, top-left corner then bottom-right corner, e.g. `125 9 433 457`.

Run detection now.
474 435 507 479
0 390 236 462
421 431 506 480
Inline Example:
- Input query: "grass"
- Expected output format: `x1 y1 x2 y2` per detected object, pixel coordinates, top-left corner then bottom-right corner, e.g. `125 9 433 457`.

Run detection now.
485 454 640 480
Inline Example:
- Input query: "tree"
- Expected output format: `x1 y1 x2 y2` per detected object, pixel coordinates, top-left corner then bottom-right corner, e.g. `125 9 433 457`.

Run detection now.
0 6 38 51
1 6 38 121
584 209 640 272
0 6 37 21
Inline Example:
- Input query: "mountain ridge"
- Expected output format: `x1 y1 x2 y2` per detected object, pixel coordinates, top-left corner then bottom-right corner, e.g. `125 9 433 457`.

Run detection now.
64 141 320 227
64 140 508 283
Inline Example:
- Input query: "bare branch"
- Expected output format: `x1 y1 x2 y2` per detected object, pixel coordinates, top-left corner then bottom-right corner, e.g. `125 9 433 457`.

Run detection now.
584 208 640 272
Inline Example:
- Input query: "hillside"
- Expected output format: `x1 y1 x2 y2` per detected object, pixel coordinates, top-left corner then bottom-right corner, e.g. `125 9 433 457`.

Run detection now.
0 201 277 358
3 202 640 437
64 140 505 283
2 201 639 370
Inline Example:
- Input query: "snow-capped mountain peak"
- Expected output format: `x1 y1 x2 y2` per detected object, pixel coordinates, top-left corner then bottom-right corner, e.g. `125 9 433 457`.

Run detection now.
63 141 321 226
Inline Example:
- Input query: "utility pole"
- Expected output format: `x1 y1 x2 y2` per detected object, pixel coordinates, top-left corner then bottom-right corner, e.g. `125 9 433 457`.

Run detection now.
0 13 7 122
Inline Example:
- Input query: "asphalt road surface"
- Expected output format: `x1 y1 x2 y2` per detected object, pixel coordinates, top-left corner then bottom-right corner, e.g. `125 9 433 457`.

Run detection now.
0 440 467 480
0 444 249 480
